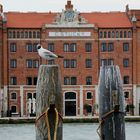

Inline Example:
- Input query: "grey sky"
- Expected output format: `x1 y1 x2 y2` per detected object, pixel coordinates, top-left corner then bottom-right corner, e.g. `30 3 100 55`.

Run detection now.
0 0 140 12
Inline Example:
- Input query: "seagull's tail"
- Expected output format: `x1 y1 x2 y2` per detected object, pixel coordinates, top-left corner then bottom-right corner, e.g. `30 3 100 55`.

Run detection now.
58 55 64 58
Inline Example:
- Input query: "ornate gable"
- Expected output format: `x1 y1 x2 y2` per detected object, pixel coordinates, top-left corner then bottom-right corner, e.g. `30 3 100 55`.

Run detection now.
45 1 94 28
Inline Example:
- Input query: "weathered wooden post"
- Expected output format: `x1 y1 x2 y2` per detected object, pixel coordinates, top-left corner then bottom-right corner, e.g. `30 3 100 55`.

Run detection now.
36 65 63 140
97 65 125 140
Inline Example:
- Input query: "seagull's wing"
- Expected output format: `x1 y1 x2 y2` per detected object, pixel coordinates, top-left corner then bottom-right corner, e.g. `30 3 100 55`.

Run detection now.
42 49 58 58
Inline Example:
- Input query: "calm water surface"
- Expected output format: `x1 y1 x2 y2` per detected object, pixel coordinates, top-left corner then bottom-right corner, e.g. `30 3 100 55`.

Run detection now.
0 123 140 140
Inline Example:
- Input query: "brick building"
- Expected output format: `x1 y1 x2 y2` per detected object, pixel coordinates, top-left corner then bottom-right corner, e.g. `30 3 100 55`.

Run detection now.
0 1 140 117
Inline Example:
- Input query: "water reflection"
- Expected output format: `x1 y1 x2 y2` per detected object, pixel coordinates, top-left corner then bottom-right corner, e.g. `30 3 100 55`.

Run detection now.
0 123 139 140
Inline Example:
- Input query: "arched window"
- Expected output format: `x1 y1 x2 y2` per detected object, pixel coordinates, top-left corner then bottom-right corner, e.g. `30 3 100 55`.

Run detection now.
124 91 129 99
29 31 32 38
116 31 119 38
33 93 36 99
13 31 16 38
86 92 92 99
17 31 20 38
124 31 127 38
99 31 102 38
27 93 32 99
112 31 115 38
21 31 24 38
85 104 92 113
8 31 12 38
11 106 16 113
120 31 123 38
65 92 76 99
128 31 131 38
11 92 16 99
108 31 111 38
104 31 107 38
33 31 37 38
25 31 28 38
37 31 40 38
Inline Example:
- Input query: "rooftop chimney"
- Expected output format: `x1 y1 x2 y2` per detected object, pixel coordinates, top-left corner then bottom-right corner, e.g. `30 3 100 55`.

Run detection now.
0 4 3 13
65 0 73 10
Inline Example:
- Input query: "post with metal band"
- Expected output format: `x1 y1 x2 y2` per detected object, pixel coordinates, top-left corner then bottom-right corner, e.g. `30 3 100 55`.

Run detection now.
36 65 63 140
97 65 125 140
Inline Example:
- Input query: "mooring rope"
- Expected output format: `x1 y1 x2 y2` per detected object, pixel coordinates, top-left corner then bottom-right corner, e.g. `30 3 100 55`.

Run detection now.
35 107 62 140
96 105 125 140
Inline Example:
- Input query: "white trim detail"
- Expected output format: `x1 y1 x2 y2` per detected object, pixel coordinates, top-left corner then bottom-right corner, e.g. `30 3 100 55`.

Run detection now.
80 86 83 116
20 86 24 116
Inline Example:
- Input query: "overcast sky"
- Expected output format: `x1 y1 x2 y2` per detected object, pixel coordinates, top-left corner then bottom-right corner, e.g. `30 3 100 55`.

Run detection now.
0 0 140 12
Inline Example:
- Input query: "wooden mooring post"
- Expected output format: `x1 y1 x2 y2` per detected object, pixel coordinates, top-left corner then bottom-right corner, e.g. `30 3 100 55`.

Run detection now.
97 65 125 140
36 65 63 140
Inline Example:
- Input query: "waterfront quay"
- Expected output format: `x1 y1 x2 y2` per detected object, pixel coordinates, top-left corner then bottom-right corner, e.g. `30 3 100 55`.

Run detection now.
0 116 140 124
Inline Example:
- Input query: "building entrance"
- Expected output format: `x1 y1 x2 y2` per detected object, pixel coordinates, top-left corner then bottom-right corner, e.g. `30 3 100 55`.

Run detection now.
64 92 76 116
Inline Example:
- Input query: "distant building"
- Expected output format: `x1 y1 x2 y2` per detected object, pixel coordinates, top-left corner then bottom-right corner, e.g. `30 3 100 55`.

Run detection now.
0 1 140 117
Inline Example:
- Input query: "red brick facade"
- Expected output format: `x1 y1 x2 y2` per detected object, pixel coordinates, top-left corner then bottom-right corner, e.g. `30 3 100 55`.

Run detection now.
0 1 140 117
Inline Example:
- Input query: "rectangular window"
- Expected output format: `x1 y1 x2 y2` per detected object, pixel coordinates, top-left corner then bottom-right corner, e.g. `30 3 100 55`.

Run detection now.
86 76 92 85
71 77 77 85
70 43 76 52
10 77 17 85
86 59 92 68
108 43 114 52
26 77 32 85
33 60 39 68
123 58 129 67
123 76 129 84
48 60 55 65
26 59 32 68
101 43 107 52
48 43 54 52
64 77 70 85
10 59 17 68
64 59 70 68
123 43 129 51
64 77 77 85
108 59 114 65
33 43 38 52
71 59 77 68
101 59 107 66
64 59 77 68
64 43 69 52
26 43 32 52
33 77 37 85
10 43 16 52
85 43 92 52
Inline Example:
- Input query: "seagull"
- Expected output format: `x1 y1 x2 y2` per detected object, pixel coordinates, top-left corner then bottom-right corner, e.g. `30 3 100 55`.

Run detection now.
37 44 64 60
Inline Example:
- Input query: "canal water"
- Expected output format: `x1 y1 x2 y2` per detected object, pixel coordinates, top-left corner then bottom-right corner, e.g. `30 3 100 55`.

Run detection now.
0 123 140 140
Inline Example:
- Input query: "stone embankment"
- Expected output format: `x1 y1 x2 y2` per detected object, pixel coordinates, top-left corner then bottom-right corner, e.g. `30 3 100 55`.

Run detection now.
0 116 140 124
